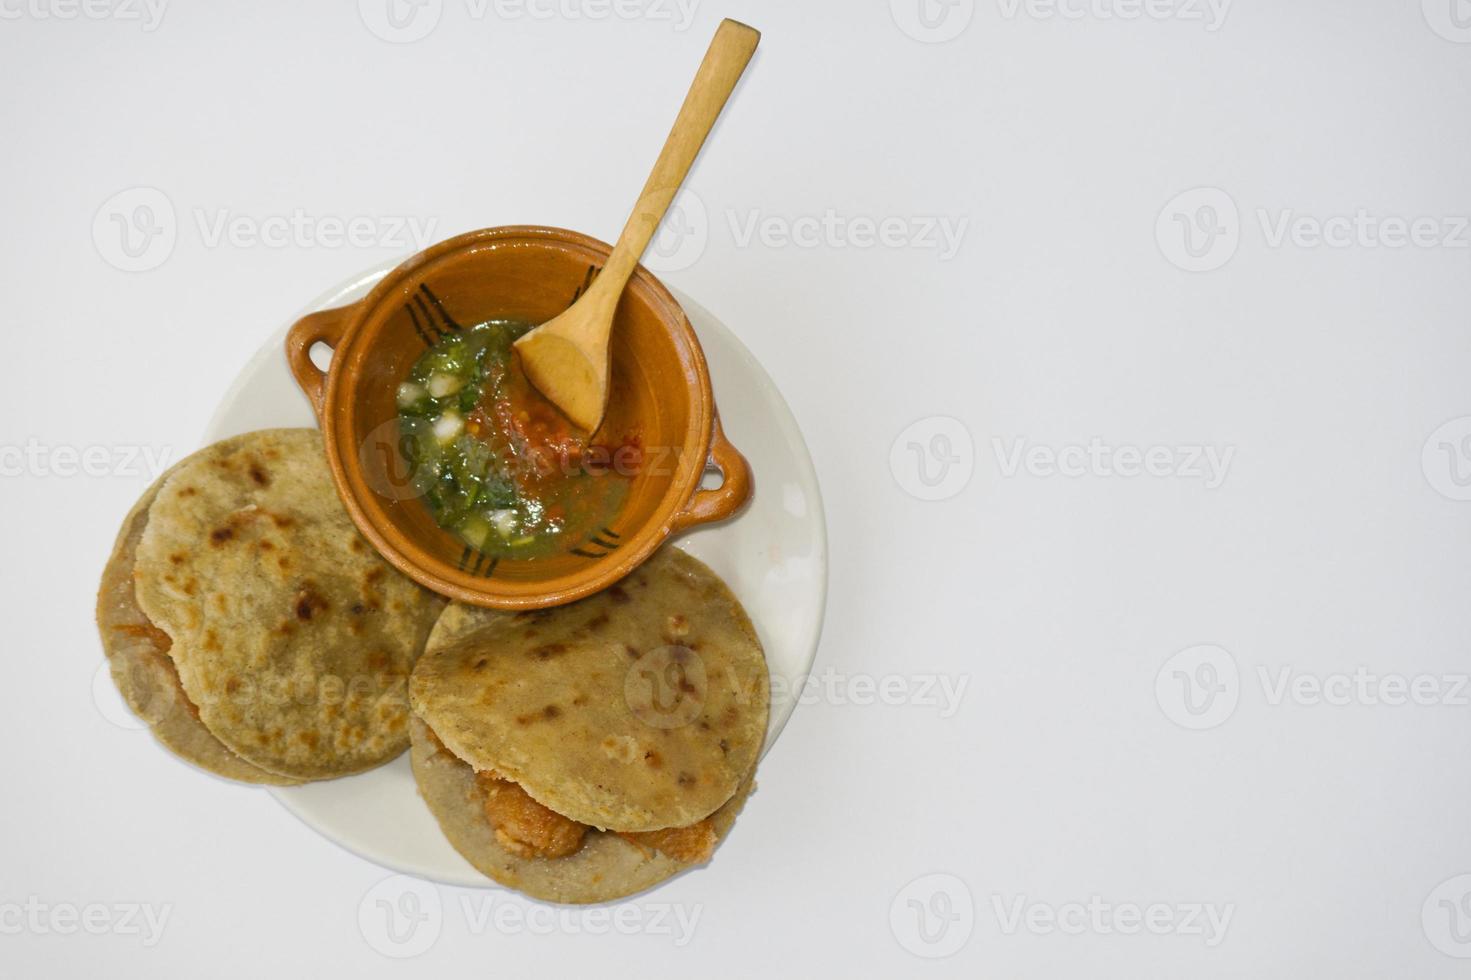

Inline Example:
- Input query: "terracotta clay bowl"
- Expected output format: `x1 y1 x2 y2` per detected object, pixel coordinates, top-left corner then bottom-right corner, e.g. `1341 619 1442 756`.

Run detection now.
285 226 752 609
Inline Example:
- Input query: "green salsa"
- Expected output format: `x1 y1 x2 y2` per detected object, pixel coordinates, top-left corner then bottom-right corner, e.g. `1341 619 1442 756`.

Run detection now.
396 320 635 559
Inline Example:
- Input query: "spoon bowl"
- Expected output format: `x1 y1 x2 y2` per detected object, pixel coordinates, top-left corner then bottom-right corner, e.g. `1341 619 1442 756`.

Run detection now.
514 18 760 432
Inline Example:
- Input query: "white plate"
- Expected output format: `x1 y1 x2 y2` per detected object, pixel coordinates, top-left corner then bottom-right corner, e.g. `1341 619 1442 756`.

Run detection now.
202 259 828 886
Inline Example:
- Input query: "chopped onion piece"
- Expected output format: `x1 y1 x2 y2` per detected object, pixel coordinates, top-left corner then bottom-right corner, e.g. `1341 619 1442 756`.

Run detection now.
427 373 465 398
433 411 463 445
397 382 426 408
489 509 518 537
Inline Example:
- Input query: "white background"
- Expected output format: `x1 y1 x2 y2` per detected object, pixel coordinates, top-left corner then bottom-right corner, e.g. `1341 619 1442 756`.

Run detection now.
4 0 1471 976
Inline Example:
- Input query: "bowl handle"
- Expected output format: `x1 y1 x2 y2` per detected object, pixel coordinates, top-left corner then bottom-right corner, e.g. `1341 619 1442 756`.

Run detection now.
286 304 355 420
671 415 753 532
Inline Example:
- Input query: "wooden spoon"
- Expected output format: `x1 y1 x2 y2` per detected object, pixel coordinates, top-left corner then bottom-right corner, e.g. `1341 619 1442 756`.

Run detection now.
513 18 761 433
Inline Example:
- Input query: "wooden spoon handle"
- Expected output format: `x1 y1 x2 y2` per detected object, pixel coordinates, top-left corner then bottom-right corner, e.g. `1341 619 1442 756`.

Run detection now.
594 19 760 299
